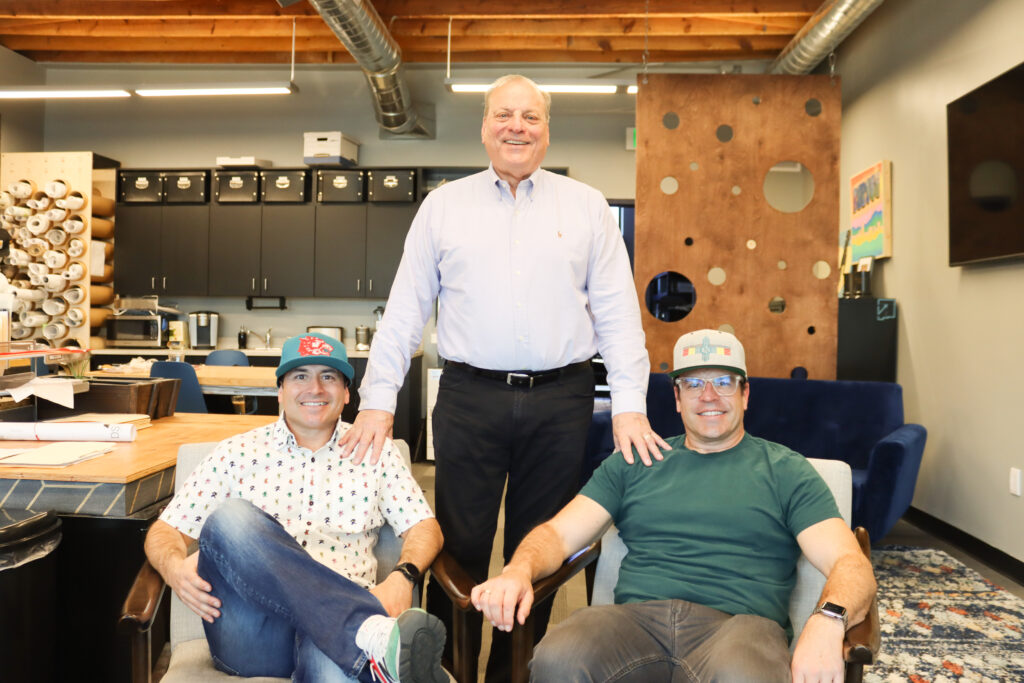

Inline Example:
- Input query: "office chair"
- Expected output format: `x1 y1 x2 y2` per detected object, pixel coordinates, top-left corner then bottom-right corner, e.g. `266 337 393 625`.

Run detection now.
205 349 249 367
150 361 207 414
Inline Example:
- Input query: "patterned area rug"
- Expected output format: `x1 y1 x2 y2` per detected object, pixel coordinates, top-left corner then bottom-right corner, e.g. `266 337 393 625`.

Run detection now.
867 546 1024 682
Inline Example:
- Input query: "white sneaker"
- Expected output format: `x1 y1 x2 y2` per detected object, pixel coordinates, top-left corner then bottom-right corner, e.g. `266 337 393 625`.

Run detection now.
356 608 446 683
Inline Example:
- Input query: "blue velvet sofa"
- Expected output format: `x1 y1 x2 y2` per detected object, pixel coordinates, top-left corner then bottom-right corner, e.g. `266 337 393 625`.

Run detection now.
585 374 927 543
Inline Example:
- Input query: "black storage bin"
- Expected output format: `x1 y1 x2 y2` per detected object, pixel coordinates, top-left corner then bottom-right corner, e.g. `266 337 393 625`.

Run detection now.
261 170 310 203
118 171 163 203
163 171 209 203
367 170 416 202
214 171 260 203
0 509 61 683
317 169 365 202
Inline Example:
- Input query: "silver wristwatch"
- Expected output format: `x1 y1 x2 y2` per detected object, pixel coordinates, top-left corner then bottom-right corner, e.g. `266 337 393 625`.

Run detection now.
811 601 848 629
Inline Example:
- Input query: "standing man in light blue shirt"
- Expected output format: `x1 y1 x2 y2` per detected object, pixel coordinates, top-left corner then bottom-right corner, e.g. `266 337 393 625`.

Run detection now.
339 73 668 680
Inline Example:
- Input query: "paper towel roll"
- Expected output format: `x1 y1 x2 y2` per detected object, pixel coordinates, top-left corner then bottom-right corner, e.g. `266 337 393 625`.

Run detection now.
0 422 137 442
90 189 115 217
90 216 114 239
90 263 114 283
89 285 113 305
88 307 110 328
44 180 69 199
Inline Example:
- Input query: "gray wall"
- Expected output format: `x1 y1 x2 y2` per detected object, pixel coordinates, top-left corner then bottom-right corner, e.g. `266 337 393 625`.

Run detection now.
837 0 1024 560
0 47 45 153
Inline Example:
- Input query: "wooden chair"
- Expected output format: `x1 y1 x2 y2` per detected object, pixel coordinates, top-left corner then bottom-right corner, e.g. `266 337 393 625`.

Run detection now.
431 458 880 683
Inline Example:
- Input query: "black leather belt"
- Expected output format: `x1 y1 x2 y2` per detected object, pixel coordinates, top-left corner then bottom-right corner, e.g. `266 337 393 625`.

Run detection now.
446 360 590 388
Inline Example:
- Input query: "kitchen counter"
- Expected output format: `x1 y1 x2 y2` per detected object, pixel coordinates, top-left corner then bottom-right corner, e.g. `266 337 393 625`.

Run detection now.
91 347 373 359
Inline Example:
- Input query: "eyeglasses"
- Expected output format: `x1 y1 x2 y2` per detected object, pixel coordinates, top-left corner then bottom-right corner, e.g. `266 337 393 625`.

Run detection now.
675 374 743 397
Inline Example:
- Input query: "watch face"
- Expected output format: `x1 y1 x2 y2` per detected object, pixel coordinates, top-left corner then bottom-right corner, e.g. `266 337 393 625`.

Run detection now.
821 601 847 617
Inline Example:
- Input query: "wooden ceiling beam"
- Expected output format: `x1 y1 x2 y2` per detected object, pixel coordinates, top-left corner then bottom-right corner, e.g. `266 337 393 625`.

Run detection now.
0 15 807 38
0 0 316 19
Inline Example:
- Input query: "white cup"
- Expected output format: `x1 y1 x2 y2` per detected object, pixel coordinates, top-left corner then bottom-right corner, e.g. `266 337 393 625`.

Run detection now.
43 250 68 269
44 181 68 199
45 228 68 246
42 298 69 316
67 238 85 258
43 322 68 340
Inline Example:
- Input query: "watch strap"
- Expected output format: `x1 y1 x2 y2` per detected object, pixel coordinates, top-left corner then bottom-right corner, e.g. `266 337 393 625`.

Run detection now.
811 601 848 629
393 562 420 585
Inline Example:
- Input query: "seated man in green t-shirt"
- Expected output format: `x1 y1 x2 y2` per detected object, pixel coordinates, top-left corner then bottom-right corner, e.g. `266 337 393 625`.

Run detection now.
470 329 877 683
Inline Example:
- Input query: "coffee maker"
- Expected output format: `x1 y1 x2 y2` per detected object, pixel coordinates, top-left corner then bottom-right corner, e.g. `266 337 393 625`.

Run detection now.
188 311 220 349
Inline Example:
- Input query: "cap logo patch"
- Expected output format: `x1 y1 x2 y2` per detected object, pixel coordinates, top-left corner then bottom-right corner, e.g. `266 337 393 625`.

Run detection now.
298 335 334 357
682 335 732 362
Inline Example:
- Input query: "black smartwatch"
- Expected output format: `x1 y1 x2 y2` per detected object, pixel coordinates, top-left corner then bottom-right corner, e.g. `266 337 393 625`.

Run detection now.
392 562 421 585
811 601 848 629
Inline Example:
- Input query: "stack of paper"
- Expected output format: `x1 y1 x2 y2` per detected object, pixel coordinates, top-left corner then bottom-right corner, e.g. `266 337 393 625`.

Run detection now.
0 422 137 442
49 413 152 429
0 442 115 468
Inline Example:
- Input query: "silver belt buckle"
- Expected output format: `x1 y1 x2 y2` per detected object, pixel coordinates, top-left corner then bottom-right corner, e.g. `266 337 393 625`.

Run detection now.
506 372 534 388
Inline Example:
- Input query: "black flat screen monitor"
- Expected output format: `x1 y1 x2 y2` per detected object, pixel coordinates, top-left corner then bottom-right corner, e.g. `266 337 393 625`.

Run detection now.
947 62 1024 266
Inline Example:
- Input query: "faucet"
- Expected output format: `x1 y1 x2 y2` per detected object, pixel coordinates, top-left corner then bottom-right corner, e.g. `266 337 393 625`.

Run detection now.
264 327 273 349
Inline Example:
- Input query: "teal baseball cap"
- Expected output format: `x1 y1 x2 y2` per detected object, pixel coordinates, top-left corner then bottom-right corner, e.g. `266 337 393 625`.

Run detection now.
276 332 354 383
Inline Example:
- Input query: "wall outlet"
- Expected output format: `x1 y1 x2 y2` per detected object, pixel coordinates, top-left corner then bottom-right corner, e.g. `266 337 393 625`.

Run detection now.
1010 467 1022 497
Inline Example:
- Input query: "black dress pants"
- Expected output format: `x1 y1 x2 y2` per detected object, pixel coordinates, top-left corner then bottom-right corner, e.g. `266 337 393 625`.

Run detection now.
426 360 595 683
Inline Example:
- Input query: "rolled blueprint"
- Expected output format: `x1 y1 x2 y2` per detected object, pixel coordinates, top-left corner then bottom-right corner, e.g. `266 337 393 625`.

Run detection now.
0 421 137 442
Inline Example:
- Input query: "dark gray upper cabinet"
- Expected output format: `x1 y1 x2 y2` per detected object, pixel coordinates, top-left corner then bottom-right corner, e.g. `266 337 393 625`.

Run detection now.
315 204 367 297
113 205 162 295
208 203 261 296
365 203 418 300
114 204 208 296
261 204 315 296
161 205 209 296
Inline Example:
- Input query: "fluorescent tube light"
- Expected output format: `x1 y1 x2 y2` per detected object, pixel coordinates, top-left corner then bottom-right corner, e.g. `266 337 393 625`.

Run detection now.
0 87 130 100
135 83 296 97
446 79 629 95
627 85 639 95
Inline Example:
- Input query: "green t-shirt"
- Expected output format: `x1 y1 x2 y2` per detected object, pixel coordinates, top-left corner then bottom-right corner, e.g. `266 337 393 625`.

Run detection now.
580 432 839 633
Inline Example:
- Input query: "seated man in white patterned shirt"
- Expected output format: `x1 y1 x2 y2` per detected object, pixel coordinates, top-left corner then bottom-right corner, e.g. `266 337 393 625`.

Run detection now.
144 332 446 683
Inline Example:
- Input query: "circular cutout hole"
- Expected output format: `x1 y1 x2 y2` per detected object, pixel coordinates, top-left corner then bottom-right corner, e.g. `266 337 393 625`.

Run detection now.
707 267 727 286
812 260 831 279
731 185 742 196
684 237 694 246
764 161 815 213
689 162 699 171
645 271 696 322
790 367 809 380
777 260 787 270
807 326 816 335
716 124 734 143
662 112 680 130
752 96 761 105
969 160 1017 211
660 176 679 195
718 323 736 335
768 296 786 314
805 98 822 117
659 361 669 371
746 240 757 250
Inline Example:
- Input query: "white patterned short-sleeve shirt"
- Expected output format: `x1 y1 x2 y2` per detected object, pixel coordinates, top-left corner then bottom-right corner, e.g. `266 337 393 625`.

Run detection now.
159 417 434 589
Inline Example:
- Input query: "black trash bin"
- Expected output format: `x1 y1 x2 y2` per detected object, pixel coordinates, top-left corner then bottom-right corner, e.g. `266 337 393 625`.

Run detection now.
0 509 61 683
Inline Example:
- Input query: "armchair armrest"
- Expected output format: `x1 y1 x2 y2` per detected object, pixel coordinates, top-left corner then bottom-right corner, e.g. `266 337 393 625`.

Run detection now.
430 542 601 683
118 559 167 683
862 423 928 540
842 527 880 682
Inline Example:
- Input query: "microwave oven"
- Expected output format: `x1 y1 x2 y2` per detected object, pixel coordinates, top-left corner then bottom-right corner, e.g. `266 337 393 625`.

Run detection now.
106 314 164 347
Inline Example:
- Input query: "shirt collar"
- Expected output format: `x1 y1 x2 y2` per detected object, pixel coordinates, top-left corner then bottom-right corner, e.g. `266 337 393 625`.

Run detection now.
272 415 345 453
486 163 543 201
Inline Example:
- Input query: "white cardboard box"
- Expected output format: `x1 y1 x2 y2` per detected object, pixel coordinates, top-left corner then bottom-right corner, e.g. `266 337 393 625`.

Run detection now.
303 131 359 167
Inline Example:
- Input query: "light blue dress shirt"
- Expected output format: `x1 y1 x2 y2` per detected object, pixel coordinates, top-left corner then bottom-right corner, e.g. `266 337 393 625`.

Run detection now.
359 165 649 416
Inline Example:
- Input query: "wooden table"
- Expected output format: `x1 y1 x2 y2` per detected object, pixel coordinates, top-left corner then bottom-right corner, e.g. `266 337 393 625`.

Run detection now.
90 364 279 396
0 413 275 515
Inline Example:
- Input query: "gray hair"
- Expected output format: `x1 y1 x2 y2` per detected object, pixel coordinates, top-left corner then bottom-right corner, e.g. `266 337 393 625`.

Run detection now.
483 74 552 122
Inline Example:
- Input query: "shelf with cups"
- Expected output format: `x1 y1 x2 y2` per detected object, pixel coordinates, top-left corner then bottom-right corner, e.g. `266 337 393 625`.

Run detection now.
0 151 118 350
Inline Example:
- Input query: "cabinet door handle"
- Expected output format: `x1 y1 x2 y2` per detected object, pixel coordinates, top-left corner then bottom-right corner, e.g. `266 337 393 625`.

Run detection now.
369 279 373 293
151 276 155 289
264 277 269 291
251 277 256 292
356 278 361 292
162 276 167 290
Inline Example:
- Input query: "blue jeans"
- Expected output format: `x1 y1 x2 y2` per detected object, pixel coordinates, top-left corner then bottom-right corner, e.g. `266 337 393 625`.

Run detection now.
197 498 387 682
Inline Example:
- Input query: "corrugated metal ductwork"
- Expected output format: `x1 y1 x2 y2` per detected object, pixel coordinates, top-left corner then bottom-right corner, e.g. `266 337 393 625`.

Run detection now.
769 0 886 75
307 0 433 138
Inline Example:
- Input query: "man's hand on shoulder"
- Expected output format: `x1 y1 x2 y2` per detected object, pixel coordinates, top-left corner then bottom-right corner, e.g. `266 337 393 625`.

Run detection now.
612 412 670 466
790 612 845 683
471 565 535 632
370 572 414 618
338 409 394 465
167 552 221 623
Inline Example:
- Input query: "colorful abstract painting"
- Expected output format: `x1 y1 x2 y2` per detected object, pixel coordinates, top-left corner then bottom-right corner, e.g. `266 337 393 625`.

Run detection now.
850 161 893 261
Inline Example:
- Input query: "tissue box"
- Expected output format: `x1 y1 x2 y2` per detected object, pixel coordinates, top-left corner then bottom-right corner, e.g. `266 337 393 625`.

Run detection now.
303 131 359 167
